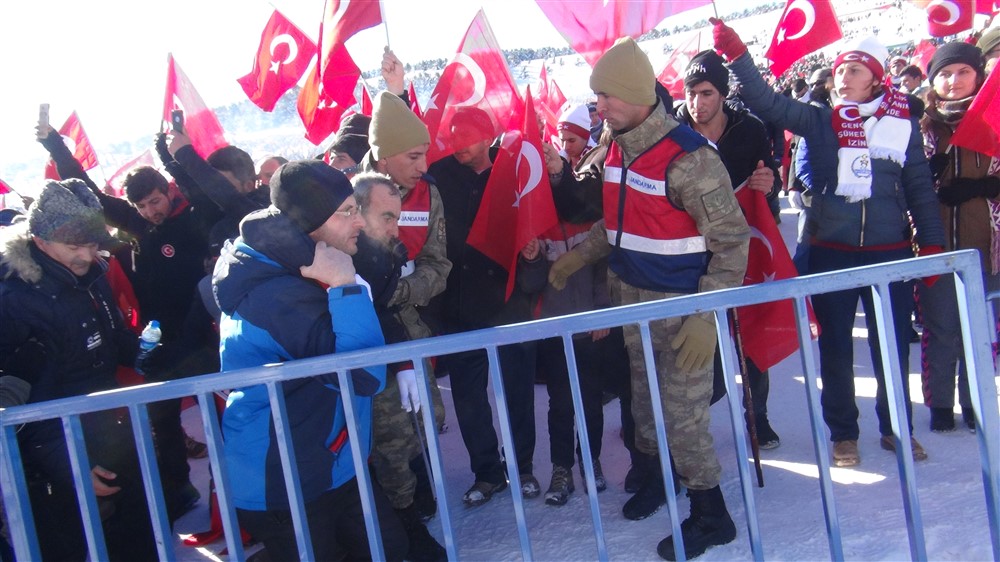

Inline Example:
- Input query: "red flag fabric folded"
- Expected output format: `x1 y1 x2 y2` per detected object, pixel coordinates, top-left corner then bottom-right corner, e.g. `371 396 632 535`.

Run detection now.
238 10 317 112
0 179 11 196
163 54 227 158
319 0 382 95
297 52 356 145
107 149 156 198
408 81 422 117
536 0 711 67
923 0 975 37
537 65 568 141
44 111 100 181
950 66 1000 158
734 186 818 371
360 83 374 116
467 89 559 300
422 10 524 165
657 31 705 99
765 0 843 77
912 39 937 72
975 0 999 14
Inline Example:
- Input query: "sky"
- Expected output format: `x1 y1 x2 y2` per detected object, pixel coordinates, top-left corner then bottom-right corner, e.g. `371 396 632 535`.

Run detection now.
0 0 762 185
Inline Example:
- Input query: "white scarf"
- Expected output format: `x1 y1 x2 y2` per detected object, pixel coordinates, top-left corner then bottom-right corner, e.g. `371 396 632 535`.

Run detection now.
833 90 912 202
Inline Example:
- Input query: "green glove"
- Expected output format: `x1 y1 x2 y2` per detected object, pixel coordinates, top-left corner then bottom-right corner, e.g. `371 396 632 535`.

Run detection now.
548 249 586 291
670 315 717 372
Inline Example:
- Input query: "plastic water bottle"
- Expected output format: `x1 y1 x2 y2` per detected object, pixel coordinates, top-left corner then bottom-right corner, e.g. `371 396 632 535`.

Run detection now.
139 320 161 351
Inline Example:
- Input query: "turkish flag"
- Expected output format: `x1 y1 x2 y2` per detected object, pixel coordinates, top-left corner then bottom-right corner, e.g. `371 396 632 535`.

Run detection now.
950 66 1000 158
319 0 382 95
44 111 100 181
975 0 999 14
408 81 422 117
912 39 937 72
537 65 568 141
423 10 524 165
237 10 317 112
360 83 374 116
163 54 227 158
297 51 357 145
656 31 705 99
734 186 818 371
467 89 559 300
536 0 711 67
765 0 843 77
107 149 156 198
923 0 975 37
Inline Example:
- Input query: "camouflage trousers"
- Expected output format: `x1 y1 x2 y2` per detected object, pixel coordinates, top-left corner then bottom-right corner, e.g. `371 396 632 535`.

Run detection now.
609 271 722 491
371 359 446 509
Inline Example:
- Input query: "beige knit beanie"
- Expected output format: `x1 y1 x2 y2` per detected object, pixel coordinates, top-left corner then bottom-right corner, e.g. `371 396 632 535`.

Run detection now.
590 37 656 106
369 91 430 161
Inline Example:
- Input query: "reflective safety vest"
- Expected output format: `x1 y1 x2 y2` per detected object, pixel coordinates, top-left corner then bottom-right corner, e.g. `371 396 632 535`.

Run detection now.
397 179 431 277
603 125 709 293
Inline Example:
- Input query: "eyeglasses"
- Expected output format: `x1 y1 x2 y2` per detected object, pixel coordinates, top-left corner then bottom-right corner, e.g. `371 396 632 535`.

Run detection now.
332 206 361 218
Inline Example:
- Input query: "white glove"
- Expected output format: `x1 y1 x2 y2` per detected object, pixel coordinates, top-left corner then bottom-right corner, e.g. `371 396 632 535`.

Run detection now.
395 369 420 413
788 190 804 210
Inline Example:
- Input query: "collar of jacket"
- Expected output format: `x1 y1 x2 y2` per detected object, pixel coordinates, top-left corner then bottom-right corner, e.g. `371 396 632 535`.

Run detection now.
612 101 678 167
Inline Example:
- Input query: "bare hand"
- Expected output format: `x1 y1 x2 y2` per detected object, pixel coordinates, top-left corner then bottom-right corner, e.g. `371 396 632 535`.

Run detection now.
590 328 610 341
747 160 773 193
542 143 563 175
168 131 192 157
381 47 405 95
521 239 541 261
91 465 121 497
300 241 357 287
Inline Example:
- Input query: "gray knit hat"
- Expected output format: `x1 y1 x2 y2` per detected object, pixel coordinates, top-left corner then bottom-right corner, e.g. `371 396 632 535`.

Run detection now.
270 160 354 233
28 179 110 245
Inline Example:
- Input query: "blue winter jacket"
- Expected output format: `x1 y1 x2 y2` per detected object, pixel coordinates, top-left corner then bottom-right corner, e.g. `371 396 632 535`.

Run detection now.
213 208 386 511
728 53 944 251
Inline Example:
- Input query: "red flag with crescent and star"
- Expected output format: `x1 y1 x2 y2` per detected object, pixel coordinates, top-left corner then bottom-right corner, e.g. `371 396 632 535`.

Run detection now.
535 0 711 67
467 89 559 300
44 111 100 181
915 0 975 37
734 186 818 371
765 0 843 77
657 30 705 99
319 0 382 95
163 54 227 158
297 53 357 145
238 10 317 112
422 9 524 165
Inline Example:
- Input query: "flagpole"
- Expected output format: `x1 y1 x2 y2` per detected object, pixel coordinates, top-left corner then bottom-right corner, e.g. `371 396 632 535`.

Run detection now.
379 0 391 50
711 0 719 19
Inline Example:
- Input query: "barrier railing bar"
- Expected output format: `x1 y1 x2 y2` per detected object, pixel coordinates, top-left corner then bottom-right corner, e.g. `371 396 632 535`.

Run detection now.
63 414 109 562
198 391 246 560
715 310 764 562
793 295 843 561
486 344 534 561
127 402 174 560
955 272 1000 559
412 358 457 560
869 281 927 561
1 424 40 560
639 320 686 561
562 333 608 560
265 381 314 561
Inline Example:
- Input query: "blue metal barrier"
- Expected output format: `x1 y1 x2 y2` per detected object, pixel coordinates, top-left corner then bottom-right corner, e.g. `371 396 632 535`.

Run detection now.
2 250 998 561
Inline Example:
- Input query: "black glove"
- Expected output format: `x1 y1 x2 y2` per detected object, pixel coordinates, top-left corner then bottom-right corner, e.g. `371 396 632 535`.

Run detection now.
154 133 173 166
928 153 949 183
937 176 1000 206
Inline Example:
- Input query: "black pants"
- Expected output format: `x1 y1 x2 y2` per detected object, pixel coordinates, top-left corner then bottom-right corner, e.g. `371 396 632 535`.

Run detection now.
237 478 407 562
538 336 604 468
445 342 537 483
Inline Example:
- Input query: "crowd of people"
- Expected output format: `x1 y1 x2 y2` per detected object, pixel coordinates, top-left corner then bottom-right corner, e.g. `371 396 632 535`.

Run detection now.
1 16 998 562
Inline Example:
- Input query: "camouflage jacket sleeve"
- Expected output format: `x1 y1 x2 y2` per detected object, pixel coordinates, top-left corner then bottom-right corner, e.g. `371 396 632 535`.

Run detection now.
389 183 452 307
576 219 613 264
669 146 750 295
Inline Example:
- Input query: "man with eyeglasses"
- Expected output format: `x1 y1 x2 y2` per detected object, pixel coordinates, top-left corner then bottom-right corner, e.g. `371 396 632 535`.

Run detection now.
212 160 407 561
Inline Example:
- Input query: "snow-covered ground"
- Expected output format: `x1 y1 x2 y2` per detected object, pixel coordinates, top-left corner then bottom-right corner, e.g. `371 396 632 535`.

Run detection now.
171 198 999 561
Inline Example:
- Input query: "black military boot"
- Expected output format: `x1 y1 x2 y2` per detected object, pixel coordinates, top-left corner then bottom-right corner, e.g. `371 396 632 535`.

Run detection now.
656 486 737 561
623 453 683 520
395 503 447 562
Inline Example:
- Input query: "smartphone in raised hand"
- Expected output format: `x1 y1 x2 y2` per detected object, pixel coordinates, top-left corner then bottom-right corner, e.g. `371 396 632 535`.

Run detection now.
171 109 185 134
37 104 50 139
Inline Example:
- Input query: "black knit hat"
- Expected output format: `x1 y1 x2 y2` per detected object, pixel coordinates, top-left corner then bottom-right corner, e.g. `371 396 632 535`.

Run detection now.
928 41 984 83
684 50 730 97
28 179 111 245
269 160 353 233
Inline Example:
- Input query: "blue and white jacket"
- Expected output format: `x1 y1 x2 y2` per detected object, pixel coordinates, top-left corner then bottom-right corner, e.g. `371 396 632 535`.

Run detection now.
213 208 386 511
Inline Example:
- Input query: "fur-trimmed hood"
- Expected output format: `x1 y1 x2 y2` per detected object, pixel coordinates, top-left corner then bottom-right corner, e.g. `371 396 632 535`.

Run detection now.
0 222 43 284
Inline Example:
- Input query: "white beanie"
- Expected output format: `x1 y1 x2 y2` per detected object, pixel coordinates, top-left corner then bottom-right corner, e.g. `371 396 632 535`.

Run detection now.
557 104 592 140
